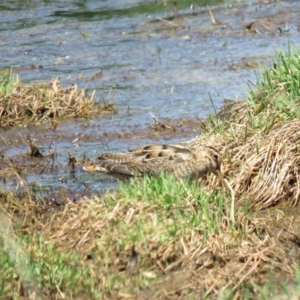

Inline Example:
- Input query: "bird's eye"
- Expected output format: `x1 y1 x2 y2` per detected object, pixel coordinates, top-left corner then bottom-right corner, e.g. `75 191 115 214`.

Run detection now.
213 154 219 162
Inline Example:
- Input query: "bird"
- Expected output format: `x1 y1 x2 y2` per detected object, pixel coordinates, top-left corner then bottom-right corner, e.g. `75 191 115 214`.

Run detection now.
83 143 224 184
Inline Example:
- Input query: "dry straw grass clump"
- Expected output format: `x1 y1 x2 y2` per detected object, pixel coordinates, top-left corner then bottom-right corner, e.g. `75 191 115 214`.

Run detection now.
195 106 300 211
231 120 300 210
191 48 300 210
0 74 115 128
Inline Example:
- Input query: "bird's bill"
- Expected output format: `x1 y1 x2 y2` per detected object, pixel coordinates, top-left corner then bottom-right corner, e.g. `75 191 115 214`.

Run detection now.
83 165 108 173
83 165 98 172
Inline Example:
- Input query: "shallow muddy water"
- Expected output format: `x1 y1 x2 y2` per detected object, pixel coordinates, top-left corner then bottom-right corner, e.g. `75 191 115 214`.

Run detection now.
1 0 300 197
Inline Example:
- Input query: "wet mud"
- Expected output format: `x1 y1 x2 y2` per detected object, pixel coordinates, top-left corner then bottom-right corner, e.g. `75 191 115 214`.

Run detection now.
0 115 203 201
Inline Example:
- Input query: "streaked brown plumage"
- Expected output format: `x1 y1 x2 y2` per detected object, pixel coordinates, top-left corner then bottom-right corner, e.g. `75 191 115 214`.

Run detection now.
83 143 223 183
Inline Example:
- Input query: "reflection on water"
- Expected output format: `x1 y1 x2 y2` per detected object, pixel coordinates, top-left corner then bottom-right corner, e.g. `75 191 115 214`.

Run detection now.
0 0 299 193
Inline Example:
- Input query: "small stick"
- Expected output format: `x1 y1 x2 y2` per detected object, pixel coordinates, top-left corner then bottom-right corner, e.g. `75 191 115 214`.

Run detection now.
207 6 217 25
39 160 51 175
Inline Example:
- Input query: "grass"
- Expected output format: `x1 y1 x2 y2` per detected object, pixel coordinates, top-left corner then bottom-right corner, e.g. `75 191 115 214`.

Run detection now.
0 175 299 299
0 73 116 129
2 46 300 298
195 46 300 210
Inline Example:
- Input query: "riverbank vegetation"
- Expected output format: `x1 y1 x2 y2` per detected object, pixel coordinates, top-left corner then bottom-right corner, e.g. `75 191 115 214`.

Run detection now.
0 73 115 129
1 47 300 299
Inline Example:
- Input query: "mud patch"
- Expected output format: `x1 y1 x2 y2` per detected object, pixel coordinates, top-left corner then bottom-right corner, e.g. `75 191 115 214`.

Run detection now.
0 115 203 199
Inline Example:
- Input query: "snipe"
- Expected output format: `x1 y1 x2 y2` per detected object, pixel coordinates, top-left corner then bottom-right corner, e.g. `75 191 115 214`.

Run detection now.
83 143 224 184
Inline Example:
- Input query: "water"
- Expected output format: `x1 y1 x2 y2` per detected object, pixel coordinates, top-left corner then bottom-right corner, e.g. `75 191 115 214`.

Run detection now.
0 0 300 195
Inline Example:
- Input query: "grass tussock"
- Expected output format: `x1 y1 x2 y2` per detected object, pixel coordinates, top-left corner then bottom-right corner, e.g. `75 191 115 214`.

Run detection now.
0 74 115 128
192 46 300 210
2 46 300 298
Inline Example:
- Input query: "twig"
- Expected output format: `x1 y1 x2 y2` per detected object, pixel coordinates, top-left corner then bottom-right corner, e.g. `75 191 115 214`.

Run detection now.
207 6 217 25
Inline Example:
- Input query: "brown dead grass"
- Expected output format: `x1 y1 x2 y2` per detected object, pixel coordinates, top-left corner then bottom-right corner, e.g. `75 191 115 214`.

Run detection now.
189 96 300 211
0 76 115 128
1 190 299 299
232 120 300 210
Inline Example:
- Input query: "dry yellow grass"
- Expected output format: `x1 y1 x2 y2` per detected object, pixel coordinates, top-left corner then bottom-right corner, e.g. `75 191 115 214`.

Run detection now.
1 185 299 299
0 76 115 128
191 96 300 211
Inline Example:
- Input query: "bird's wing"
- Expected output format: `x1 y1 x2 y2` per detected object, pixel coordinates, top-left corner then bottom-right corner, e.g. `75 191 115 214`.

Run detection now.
100 144 193 163
85 143 222 181
96 144 196 177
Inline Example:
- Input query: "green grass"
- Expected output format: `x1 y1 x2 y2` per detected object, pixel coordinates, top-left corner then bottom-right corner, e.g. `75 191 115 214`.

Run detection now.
119 174 225 235
205 45 300 139
0 71 16 96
